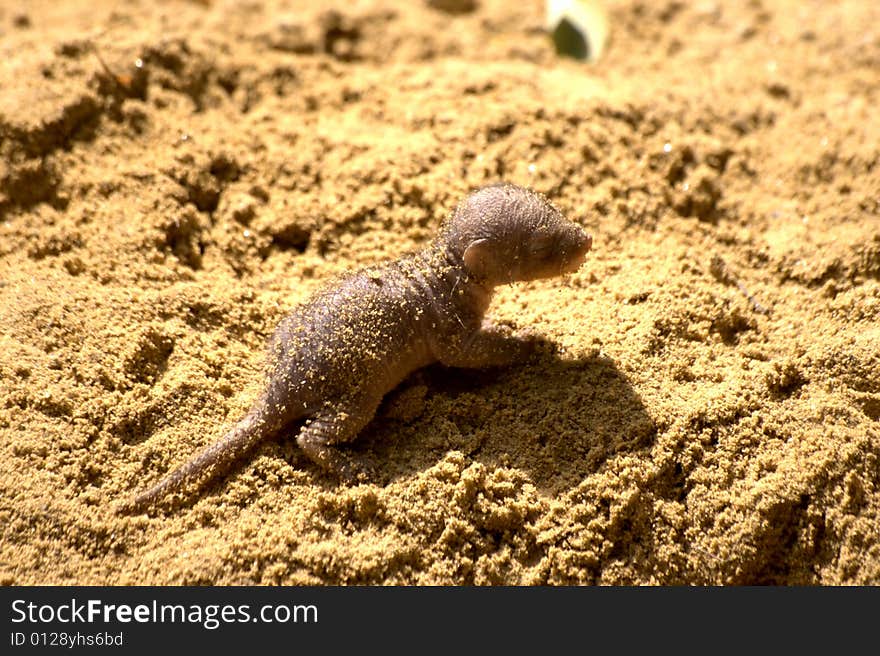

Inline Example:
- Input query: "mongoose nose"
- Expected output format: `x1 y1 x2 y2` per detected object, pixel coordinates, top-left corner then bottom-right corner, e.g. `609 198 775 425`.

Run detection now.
564 229 592 272
575 229 592 259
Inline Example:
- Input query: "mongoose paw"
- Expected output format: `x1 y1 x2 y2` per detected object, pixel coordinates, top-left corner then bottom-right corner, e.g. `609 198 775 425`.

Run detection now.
337 457 379 485
515 328 558 360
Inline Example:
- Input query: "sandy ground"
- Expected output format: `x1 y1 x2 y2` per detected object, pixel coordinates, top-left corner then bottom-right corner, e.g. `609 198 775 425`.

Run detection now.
0 0 878 585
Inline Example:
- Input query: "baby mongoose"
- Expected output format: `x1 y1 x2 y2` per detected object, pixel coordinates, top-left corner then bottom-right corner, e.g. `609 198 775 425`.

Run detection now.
122 182 592 512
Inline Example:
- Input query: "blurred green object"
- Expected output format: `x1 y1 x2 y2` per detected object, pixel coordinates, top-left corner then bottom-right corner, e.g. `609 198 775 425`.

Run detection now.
552 17 590 60
546 0 608 61
427 0 477 14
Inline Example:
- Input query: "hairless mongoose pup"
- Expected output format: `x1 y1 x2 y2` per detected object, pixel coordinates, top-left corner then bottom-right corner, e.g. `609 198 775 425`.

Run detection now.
121 182 592 512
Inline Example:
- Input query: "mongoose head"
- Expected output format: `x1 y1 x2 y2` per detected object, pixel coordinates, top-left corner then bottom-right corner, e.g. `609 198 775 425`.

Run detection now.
442 183 592 285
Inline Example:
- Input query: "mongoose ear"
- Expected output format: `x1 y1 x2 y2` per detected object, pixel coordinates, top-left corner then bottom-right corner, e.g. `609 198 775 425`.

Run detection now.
462 239 493 280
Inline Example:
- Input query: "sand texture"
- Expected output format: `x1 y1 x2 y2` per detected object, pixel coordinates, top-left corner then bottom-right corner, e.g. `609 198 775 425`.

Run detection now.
1 0 878 584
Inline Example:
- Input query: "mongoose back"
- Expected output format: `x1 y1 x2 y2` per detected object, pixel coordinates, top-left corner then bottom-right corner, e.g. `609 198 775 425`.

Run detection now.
121 182 592 512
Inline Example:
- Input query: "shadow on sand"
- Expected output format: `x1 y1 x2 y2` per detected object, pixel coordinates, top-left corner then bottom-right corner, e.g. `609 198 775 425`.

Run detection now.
358 350 656 495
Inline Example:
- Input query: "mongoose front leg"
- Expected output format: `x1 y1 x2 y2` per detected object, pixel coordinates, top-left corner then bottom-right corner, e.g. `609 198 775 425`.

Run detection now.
297 396 381 482
436 320 544 369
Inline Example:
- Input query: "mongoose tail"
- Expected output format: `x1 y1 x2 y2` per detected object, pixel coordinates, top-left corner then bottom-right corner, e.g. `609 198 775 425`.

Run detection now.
117 404 282 514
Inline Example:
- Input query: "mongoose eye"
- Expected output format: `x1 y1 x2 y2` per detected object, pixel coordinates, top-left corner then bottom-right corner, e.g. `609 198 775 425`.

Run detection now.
529 238 556 259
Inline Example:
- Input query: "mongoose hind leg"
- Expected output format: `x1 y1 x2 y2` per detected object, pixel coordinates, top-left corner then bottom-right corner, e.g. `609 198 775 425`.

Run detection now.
297 395 381 483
